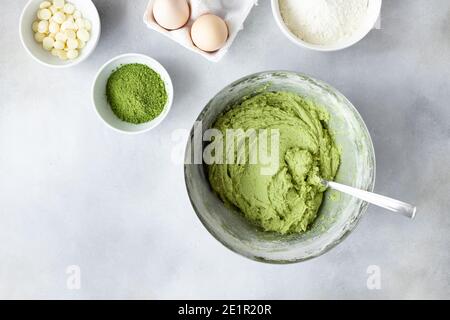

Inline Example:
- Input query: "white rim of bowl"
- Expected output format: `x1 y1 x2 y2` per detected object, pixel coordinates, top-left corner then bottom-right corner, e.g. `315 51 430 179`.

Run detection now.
19 0 101 68
91 53 174 135
271 0 382 52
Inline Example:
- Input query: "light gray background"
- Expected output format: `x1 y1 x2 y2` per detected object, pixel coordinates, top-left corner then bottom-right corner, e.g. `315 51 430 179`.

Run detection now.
0 0 449 299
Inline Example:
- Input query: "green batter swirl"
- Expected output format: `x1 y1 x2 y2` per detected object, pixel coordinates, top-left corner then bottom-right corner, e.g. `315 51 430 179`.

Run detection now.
207 91 340 234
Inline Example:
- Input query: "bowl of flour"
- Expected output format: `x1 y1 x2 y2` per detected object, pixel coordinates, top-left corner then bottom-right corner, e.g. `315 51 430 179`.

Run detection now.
272 0 382 51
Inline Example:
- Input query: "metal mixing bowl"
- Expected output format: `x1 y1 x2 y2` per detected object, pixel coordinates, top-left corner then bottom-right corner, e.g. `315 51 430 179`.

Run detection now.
184 71 376 263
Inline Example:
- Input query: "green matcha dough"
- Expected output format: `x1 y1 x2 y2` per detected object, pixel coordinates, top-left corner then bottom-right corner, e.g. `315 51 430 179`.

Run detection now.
207 92 340 234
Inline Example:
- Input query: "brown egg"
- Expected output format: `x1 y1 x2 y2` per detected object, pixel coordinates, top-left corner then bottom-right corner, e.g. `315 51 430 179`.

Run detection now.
191 14 229 52
153 0 190 30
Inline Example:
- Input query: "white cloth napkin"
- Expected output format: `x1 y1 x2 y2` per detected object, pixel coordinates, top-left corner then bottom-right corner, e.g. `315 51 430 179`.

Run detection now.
143 0 257 62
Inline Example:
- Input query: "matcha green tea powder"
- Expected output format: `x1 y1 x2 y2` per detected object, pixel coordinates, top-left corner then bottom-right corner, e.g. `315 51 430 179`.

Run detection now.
106 63 168 124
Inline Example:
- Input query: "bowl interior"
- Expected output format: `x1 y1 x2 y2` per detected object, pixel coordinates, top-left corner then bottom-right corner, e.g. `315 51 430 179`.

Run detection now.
271 0 382 51
92 54 173 134
185 71 375 263
20 0 100 67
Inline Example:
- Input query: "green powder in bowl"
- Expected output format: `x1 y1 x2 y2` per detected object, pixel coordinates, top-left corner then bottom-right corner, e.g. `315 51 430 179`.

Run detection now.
106 63 168 124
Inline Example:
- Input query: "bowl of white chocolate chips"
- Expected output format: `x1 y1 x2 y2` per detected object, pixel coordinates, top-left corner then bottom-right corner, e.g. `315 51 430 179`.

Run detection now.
20 0 101 68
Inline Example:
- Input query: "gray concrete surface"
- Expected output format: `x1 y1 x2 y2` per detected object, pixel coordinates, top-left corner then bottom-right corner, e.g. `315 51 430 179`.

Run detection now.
0 0 449 299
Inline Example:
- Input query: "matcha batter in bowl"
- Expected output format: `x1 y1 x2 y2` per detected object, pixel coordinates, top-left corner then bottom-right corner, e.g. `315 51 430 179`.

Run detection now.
184 71 375 263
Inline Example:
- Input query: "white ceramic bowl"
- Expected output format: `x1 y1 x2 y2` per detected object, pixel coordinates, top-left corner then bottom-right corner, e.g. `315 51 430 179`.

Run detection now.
92 53 174 135
271 0 382 51
19 0 101 68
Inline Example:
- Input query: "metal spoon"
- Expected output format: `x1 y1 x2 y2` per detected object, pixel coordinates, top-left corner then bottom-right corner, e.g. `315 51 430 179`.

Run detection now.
321 179 416 219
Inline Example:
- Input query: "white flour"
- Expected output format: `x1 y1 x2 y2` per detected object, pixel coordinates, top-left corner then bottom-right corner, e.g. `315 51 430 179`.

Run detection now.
279 0 369 45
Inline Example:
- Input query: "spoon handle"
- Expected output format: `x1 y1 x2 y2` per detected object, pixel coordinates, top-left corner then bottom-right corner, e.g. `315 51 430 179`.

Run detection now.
324 180 416 219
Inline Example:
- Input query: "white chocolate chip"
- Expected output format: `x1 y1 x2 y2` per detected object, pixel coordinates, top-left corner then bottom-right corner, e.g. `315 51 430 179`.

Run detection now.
40 1 51 9
55 32 67 42
53 0 65 9
34 32 46 43
67 49 78 60
77 29 90 42
32 21 39 32
73 10 81 19
75 18 84 29
51 48 60 56
58 50 68 60
37 20 49 33
49 5 58 14
52 11 65 24
63 3 75 14
61 20 75 31
37 8 52 20
65 29 76 39
53 40 65 50
43 37 55 50
67 38 78 50
49 21 60 33
84 20 92 31
77 39 85 49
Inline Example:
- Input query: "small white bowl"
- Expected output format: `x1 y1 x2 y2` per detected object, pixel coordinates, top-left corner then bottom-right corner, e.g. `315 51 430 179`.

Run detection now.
19 0 101 68
92 53 174 135
271 0 382 52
